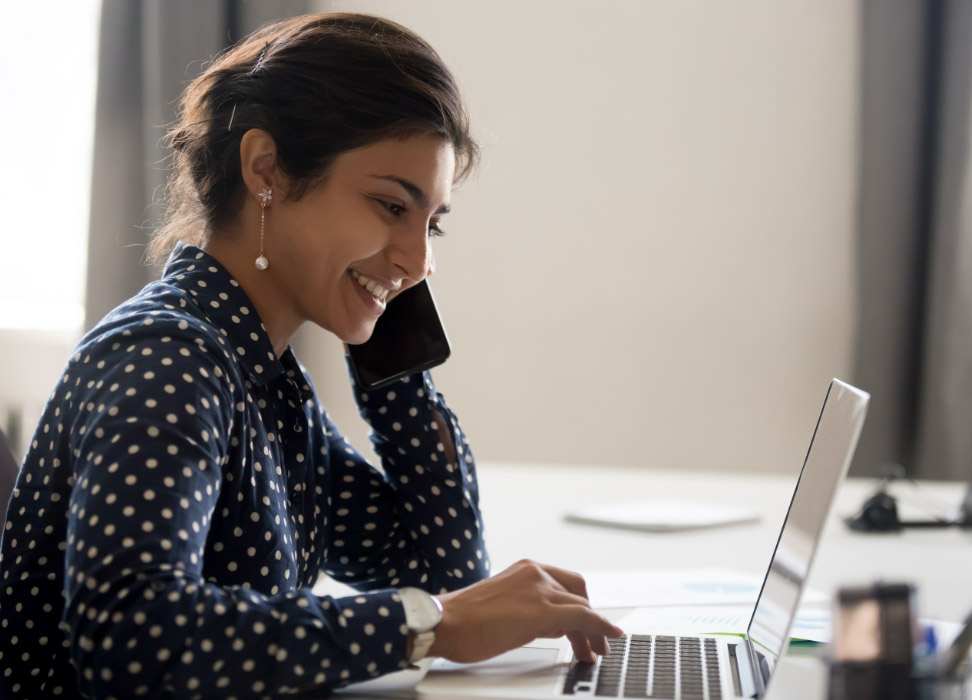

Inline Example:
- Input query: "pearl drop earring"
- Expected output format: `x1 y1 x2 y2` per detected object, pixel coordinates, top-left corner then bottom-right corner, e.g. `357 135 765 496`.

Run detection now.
255 187 272 270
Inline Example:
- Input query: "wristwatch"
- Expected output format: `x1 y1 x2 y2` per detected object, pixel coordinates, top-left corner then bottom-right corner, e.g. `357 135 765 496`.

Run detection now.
399 587 443 663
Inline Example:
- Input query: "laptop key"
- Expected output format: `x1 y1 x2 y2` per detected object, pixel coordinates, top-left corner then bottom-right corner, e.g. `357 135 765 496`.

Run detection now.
703 638 723 699
563 660 596 694
566 633 725 699
679 639 704 700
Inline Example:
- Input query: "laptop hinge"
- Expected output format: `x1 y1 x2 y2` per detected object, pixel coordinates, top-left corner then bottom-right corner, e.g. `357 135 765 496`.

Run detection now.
730 641 770 698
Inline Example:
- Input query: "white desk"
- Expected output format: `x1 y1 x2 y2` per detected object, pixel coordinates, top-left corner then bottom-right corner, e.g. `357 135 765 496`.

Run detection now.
477 462 972 621
335 461 972 699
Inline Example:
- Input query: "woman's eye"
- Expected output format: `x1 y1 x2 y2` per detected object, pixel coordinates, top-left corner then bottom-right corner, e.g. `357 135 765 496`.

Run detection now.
377 199 445 236
379 200 405 216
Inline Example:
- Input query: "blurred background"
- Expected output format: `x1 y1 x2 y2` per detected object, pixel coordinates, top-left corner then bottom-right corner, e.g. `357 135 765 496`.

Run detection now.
1 0 969 482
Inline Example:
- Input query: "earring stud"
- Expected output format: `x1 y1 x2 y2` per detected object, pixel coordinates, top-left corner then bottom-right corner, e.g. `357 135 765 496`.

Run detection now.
255 188 272 270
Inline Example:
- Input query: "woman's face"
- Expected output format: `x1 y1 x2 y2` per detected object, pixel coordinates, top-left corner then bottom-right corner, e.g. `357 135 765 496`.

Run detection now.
269 133 455 344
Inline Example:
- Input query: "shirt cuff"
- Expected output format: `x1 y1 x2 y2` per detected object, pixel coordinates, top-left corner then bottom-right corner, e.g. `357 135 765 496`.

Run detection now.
325 587 412 680
351 369 445 433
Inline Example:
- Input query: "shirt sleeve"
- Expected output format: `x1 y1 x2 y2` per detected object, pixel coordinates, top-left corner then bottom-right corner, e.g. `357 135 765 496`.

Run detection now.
64 327 412 699
321 363 490 594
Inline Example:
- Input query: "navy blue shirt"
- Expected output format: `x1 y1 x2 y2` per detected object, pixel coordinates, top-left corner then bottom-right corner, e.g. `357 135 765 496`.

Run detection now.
0 244 489 699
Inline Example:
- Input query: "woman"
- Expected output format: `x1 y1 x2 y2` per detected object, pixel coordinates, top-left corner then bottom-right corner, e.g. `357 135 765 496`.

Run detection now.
0 13 621 698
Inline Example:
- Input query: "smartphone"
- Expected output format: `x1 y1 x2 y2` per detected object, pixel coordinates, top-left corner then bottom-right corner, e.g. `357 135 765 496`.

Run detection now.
346 279 451 389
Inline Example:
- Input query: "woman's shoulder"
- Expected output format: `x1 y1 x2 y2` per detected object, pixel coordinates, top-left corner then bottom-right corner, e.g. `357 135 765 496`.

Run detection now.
72 281 244 385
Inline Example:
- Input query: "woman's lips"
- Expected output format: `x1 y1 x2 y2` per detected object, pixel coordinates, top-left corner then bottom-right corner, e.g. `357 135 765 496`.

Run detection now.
349 269 391 301
348 270 387 314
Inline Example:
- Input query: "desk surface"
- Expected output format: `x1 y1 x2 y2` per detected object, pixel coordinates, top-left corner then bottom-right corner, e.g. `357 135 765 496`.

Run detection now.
477 461 972 621
335 461 972 699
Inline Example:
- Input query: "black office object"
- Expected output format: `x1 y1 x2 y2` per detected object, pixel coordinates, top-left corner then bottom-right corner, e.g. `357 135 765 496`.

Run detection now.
828 583 971 700
846 466 972 532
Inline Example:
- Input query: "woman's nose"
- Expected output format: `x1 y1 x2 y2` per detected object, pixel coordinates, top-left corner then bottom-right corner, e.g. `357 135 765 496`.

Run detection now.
392 228 433 282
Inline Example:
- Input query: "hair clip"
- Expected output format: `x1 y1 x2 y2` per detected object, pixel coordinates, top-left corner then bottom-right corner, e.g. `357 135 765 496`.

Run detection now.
251 41 270 74
227 103 237 133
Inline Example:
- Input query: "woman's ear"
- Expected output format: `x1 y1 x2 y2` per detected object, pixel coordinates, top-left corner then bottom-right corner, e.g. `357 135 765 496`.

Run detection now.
239 129 278 202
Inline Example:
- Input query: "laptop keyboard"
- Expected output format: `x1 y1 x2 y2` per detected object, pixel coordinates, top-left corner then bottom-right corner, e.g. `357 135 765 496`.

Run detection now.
561 634 723 699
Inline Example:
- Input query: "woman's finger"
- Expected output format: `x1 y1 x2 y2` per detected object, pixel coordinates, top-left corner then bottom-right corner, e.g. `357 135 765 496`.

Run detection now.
539 590 624 643
590 633 611 657
560 604 625 640
537 563 590 601
566 630 596 662
543 587 596 610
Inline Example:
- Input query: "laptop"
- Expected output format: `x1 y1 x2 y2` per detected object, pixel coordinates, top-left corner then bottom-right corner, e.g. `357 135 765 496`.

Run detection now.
416 378 870 699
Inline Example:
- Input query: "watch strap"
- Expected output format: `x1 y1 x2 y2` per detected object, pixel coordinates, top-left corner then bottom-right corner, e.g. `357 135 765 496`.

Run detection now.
409 629 437 663
399 587 443 663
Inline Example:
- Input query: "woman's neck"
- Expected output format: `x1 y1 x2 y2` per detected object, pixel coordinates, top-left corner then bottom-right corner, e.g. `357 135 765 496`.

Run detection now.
203 230 302 358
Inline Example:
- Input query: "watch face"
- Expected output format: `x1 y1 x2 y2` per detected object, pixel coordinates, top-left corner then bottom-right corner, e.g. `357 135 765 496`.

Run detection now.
400 588 443 632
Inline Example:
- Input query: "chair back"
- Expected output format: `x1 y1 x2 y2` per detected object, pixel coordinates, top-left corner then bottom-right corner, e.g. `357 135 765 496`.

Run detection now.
0 428 19 527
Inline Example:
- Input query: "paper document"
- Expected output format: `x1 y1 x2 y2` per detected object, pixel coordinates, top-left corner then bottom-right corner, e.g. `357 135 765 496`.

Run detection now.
582 567 829 610
616 608 966 649
617 605 832 644
565 499 760 532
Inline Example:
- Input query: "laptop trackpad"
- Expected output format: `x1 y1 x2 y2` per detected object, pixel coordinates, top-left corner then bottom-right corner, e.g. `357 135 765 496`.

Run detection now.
430 646 562 676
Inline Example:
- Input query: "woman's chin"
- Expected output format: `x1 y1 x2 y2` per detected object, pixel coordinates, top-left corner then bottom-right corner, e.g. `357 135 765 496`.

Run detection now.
340 323 378 346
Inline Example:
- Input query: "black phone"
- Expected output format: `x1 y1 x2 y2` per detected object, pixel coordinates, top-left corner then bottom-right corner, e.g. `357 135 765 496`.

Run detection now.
346 279 451 389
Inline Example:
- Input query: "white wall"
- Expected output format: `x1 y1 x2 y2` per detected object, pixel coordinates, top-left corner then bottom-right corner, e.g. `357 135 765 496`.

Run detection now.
302 0 861 474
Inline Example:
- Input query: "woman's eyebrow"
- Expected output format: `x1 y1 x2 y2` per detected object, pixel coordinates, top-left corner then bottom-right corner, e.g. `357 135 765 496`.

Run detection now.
367 174 451 214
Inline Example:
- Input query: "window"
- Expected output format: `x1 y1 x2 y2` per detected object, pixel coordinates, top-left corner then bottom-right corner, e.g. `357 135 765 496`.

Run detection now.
0 1 101 454
0 0 101 332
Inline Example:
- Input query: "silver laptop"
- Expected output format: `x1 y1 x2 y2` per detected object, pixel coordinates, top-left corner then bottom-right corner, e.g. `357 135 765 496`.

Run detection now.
417 379 870 699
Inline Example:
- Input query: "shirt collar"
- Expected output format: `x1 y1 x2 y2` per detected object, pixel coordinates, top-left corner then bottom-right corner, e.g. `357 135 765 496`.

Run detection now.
162 243 292 389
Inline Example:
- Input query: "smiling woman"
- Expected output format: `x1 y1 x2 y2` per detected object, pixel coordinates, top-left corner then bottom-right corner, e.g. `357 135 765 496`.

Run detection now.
0 12 620 700
204 131 455 348
148 13 478 266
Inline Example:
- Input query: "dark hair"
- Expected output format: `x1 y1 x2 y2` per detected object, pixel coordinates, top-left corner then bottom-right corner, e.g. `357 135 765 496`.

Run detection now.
149 12 479 265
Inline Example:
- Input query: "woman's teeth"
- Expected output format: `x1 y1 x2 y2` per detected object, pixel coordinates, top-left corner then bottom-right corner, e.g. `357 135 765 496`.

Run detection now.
350 270 389 302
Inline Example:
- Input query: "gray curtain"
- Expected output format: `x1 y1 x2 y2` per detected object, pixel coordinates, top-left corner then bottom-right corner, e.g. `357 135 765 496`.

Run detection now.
85 0 311 331
853 0 972 481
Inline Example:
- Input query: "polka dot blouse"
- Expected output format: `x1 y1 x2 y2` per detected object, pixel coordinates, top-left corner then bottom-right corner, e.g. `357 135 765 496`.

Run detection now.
0 244 489 699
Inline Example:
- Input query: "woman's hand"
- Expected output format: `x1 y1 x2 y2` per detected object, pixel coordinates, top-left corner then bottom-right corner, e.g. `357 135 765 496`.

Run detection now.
428 559 624 664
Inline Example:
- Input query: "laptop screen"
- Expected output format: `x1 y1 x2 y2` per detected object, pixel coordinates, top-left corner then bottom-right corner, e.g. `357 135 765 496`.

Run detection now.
745 379 869 693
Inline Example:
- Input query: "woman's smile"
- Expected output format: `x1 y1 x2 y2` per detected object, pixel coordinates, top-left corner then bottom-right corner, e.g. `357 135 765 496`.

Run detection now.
349 269 390 314
350 269 392 302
